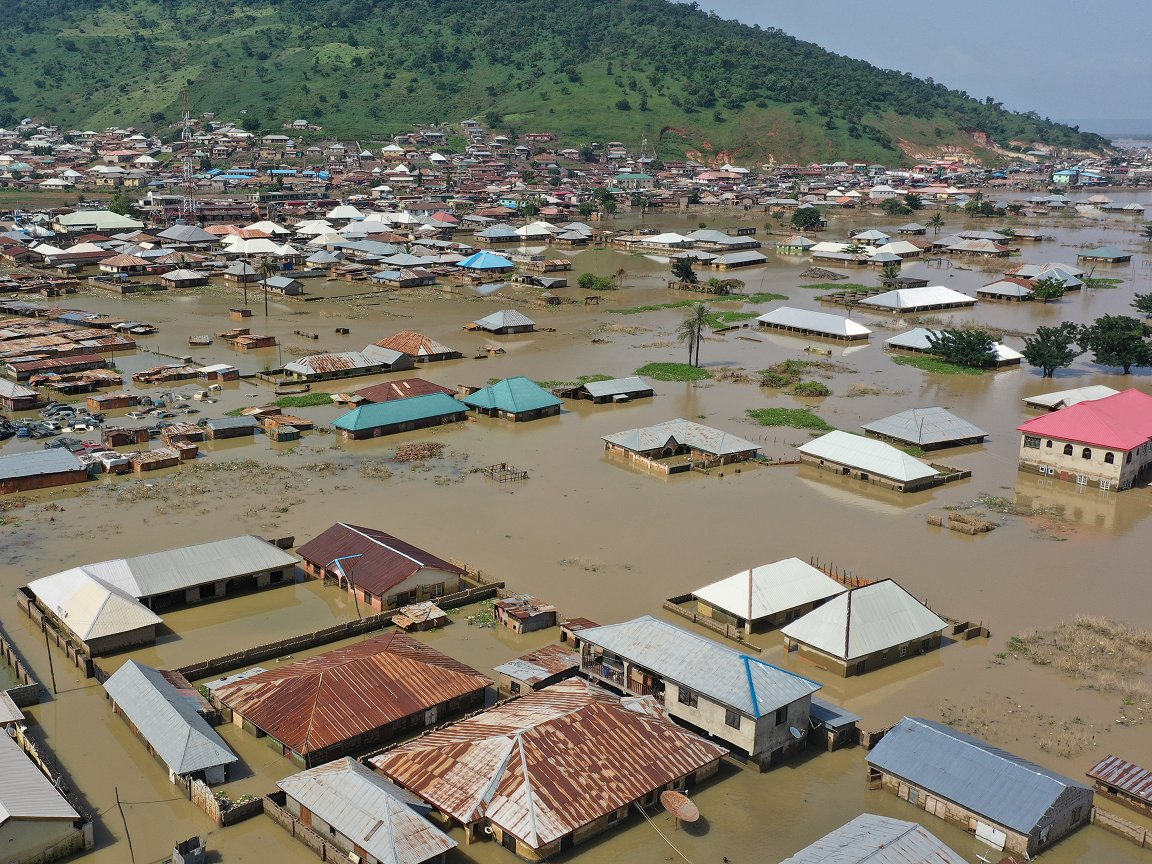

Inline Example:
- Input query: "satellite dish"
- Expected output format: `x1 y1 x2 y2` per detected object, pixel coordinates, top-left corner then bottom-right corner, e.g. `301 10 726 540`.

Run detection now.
659 791 700 823
789 726 804 740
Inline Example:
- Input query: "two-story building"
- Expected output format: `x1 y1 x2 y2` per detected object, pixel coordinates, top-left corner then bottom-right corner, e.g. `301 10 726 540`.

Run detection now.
577 616 821 769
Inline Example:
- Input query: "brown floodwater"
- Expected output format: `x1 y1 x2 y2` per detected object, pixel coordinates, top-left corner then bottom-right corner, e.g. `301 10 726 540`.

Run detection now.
2 191 1152 863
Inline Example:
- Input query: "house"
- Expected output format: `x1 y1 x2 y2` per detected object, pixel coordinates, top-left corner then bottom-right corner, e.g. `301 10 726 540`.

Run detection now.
461 376 562 421
352 378 455 404
103 661 238 785
867 717 1093 857
203 415 261 439
554 375 653 403
0 378 41 411
260 275 304 296
275 758 457 864
1085 754 1152 818
781 579 947 676
757 307 871 342
296 522 467 611
779 814 964 864
370 679 727 859
690 558 847 632
30 535 297 612
856 285 976 313
457 250 515 273
1016 389 1152 490
884 328 1023 367
284 346 413 382
0 731 92 864
977 278 1035 301
25 568 163 655
578 616 821 768
493 644 581 696
104 426 150 447
797 430 960 492
468 309 536 334
213 634 491 767
862 407 987 450
374 331 462 363
87 391 137 412
493 594 557 634
602 418 758 473
1076 245 1131 264
1021 385 1119 411
0 449 88 495
391 601 449 632
776 235 817 254
711 251 768 270
896 222 928 235
332 393 467 440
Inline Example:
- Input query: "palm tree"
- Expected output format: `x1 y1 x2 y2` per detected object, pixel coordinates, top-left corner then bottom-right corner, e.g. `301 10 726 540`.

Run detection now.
257 256 276 317
927 213 945 235
676 302 712 367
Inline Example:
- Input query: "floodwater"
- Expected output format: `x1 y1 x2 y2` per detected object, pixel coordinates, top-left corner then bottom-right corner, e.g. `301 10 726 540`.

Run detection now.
2 190 1152 863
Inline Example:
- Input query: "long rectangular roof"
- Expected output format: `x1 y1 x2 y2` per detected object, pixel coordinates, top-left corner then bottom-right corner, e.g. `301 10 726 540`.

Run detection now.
371 679 726 849
690 558 846 621
780 579 947 661
27 568 161 641
602 418 757 457
798 430 940 482
353 378 456 404
278 758 456 864
862 407 987 446
104 661 237 776
885 327 1023 362
1086 755 1152 804
778 813 965 863
1022 385 1119 410
333 392 465 432
0 449 84 482
580 376 651 398
858 285 975 311
0 731 79 825
758 307 872 338
1017 389 1152 450
867 717 1090 834
578 615 820 716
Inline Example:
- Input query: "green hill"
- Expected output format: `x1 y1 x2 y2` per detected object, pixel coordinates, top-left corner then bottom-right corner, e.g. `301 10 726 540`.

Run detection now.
0 0 1108 164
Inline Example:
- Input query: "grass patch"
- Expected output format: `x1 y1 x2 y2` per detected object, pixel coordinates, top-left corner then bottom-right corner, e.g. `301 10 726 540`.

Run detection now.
534 374 613 388
1083 277 1124 289
801 282 872 291
608 300 695 315
891 355 989 376
635 362 712 382
792 380 831 397
746 407 833 431
706 310 758 327
224 407 248 417
742 292 789 303
275 393 334 408
901 445 927 457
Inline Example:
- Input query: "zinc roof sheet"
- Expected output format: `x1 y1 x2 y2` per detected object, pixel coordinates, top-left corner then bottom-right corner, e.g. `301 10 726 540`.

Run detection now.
215 634 491 757
578 616 820 716
778 813 965 864
867 717 1091 835
884 327 1021 363
757 307 872 338
353 378 455 403
27 568 161 640
798 430 939 482
780 579 946 661
690 558 847 621
858 286 975 311
104 661 237 776
861 407 987 446
371 679 727 849
1086 755 1152 804
493 645 580 687
375 331 457 358
278 758 456 864
0 448 84 481
1022 385 1119 410
462 377 562 413
333 392 465 433
602 418 757 457
580 376 651 399
0 732 79 824
471 309 536 331
1017 389 1152 450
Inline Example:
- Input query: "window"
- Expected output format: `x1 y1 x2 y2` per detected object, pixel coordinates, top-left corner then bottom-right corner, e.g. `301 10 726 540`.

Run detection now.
1063 444 1074 456
1045 439 1053 448
921 639 931 652
899 644 908 658
363 591 373 603
1104 452 1115 464
1082 448 1092 460
677 687 698 708
775 705 788 726
509 682 521 695
725 709 741 729
1023 435 1041 449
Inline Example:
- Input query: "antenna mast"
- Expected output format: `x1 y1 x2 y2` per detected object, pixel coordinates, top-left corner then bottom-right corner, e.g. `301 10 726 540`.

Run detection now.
180 86 197 221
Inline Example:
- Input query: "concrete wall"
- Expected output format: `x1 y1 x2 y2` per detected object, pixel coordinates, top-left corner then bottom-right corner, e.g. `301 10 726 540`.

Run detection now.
0 820 90 864
1018 434 1152 490
787 632 941 677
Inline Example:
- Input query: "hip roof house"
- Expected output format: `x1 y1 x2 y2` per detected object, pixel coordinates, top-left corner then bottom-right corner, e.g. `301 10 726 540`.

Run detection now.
461 376 562 421
862 406 987 450
689 558 847 632
779 813 965 864
757 306 871 341
797 430 959 492
0 731 91 863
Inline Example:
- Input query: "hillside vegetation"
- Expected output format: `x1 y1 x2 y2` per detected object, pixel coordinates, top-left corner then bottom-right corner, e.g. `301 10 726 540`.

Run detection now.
0 0 1108 164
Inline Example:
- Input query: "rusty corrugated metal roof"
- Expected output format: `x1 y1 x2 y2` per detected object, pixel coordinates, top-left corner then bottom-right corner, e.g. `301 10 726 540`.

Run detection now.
354 378 455 404
1087 754 1152 803
371 678 727 849
215 634 491 757
374 330 457 358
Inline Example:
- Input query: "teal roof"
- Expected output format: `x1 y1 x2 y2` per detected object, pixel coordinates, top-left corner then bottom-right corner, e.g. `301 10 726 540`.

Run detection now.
458 250 514 270
461 376 562 414
1079 246 1129 259
333 393 464 432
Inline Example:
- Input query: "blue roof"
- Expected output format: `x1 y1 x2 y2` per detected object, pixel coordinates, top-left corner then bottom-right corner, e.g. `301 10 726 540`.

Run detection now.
458 250 514 270
461 376 562 414
867 717 1091 834
333 393 465 432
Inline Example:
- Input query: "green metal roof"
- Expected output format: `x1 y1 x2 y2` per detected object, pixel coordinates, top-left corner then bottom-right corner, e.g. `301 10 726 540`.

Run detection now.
333 393 465 432
461 376 562 414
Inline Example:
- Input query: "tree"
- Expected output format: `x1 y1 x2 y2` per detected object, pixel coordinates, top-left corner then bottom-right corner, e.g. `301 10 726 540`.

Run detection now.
879 261 901 282
790 206 822 231
1079 315 1152 374
1132 292 1152 318
577 201 596 218
670 257 697 284
1029 276 1065 303
676 302 711 367
903 192 923 210
926 329 997 368
926 213 945 234
1142 222 1152 241
108 191 140 218
1022 323 1083 377
881 197 911 216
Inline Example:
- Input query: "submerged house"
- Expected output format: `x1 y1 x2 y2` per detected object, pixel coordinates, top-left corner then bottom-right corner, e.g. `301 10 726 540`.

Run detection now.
332 392 467 440
779 813 965 864
757 306 871 342
24 568 163 655
797 430 960 492
885 327 1023 367
780 579 947 676
467 309 536 335
554 375 653 403
493 644 581 696
857 285 976 313
690 558 847 632
374 331 462 363
284 345 413 381
461 376 562 421
867 717 1093 857
214 634 491 767
371 679 727 860
296 522 467 611
602 418 758 473
862 407 987 450
578 615 821 768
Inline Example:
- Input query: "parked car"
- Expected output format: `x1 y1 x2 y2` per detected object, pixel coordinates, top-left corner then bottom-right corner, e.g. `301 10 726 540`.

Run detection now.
68 421 98 432
181 408 200 415
152 411 176 419
126 411 149 419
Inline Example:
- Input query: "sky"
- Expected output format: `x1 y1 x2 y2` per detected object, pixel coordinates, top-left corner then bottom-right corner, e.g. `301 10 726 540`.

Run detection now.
693 0 1152 135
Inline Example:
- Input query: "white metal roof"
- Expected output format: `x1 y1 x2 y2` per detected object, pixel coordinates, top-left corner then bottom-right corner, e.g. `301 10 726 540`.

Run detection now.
798 430 939 482
278 757 456 864
691 558 846 621
0 732 79 825
780 579 947 661
471 309 536 330
602 418 757 457
885 327 1022 362
857 285 974 310
779 813 965 863
758 307 872 338
27 569 161 640
1023 385 1119 410
581 376 651 398
861 407 986 446
0 691 24 724
979 279 1033 297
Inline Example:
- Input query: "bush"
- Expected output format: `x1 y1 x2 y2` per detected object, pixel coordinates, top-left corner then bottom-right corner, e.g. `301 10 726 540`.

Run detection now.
792 381 831 397
635 362 711 382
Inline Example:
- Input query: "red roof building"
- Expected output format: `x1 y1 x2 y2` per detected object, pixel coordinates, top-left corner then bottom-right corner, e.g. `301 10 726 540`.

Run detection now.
353 378 455 404
1016 389 1152 490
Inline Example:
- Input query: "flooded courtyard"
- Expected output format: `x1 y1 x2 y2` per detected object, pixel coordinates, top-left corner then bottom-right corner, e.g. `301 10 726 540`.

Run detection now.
2 191 1152 863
